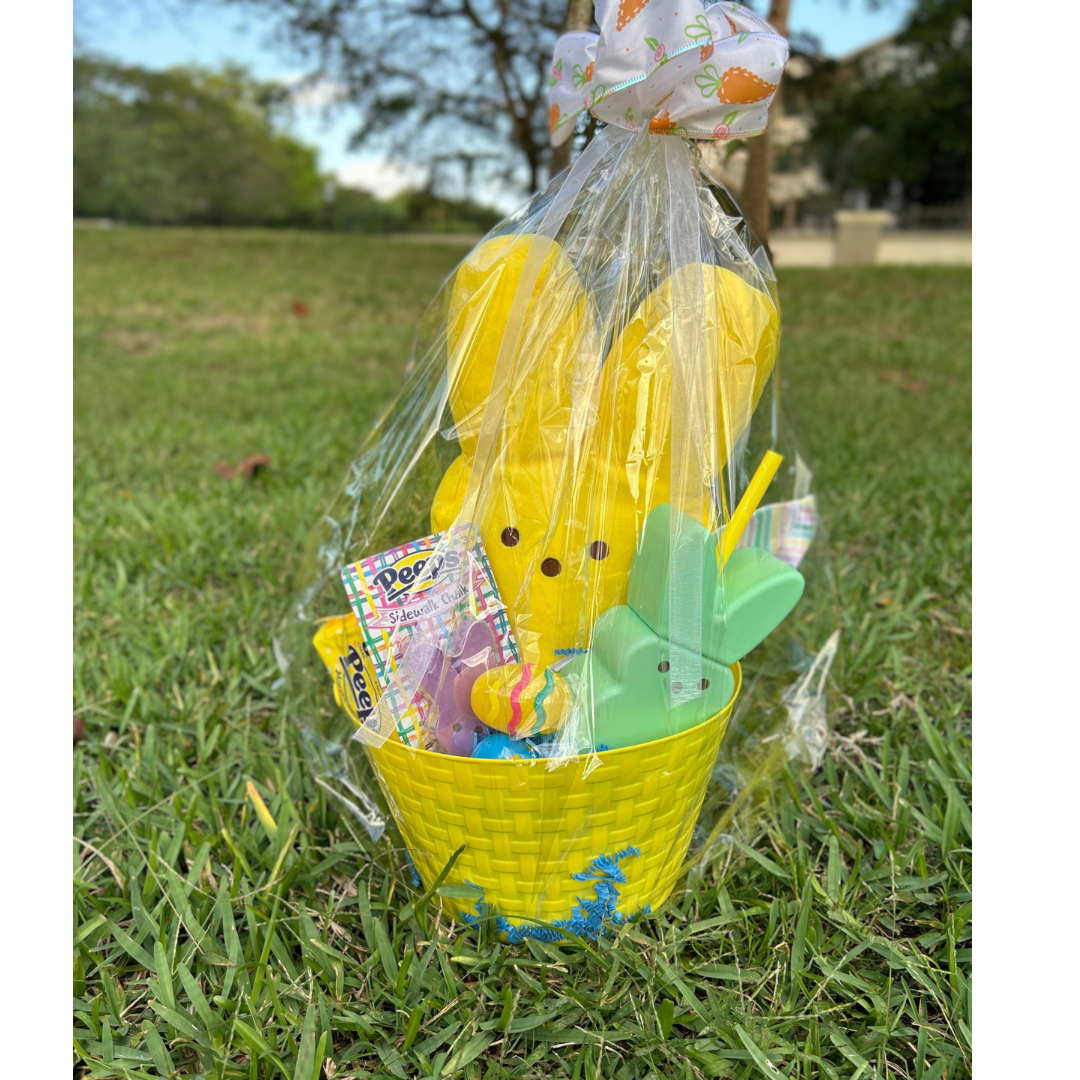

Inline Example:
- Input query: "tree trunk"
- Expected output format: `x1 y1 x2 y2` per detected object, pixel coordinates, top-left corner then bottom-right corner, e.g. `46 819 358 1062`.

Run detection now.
548 0 594 179
741 128 773 254
738 0 790 257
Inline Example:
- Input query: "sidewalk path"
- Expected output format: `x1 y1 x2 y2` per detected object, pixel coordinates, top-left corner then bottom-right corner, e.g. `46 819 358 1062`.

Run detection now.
393 229 974 267
771 230 971 268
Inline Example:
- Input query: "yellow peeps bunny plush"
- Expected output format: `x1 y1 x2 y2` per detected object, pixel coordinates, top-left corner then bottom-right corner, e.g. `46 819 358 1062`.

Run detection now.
432 233 779 737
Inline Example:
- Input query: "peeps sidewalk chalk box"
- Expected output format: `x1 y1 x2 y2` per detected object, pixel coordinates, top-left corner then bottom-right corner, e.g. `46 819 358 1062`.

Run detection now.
341 528 519 747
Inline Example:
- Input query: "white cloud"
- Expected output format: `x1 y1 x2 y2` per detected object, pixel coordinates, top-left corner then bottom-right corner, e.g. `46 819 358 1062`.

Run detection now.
335 158 429 200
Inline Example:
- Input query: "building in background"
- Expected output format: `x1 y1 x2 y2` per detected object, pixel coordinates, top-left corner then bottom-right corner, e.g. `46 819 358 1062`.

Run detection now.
699 58 829 232
701 2 971 237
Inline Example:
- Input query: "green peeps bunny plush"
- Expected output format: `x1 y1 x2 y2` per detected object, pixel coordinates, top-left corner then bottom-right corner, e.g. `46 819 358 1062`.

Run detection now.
560 503 805 751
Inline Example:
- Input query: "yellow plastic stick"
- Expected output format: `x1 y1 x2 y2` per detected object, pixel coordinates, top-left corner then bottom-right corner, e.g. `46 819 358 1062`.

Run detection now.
720 450 784 566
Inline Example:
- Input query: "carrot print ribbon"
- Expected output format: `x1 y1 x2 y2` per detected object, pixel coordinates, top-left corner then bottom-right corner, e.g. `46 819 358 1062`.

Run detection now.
548 0 788 146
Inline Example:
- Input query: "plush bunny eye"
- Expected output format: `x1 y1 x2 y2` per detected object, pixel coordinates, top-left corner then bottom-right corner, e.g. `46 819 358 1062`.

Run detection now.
501 527 520 547
589 540 609 560
657 661 670 673
541 557 562 577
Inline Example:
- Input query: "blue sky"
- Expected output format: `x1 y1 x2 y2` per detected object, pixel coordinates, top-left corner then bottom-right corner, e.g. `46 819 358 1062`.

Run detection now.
75 0 915 208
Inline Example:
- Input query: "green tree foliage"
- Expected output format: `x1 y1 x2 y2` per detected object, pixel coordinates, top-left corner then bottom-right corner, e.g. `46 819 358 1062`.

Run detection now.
806 0 971 206
327 186 501 234
74 56 326 225
74 55 504 231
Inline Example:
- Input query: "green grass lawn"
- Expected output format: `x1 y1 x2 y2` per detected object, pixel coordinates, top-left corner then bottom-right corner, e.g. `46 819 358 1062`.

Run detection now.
74 228 971 1080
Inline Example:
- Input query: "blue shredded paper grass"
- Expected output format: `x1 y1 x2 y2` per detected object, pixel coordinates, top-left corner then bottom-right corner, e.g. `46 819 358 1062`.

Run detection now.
460 846 649 943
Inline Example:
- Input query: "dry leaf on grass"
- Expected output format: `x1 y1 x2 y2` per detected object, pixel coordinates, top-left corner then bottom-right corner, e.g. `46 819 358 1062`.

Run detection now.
880 370 929 393
74 716 86 745
216 454 271 479
292 299 310 316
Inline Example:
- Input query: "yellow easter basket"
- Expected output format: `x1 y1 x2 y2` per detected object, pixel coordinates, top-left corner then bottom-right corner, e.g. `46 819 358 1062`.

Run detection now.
287 122 809 943
365 667 740 937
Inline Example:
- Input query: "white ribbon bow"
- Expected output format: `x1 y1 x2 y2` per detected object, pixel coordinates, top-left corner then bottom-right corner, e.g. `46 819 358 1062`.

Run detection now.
548 0 789 145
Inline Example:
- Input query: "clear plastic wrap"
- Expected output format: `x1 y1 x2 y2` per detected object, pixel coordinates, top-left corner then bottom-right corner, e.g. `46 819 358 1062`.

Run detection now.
282 2 817 938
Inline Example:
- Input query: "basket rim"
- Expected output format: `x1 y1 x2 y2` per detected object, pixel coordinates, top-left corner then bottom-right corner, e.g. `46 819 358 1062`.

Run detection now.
368 661 742 765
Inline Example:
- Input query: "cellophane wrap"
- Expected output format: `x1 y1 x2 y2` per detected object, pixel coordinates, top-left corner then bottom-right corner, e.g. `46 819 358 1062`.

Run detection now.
283 125 828 931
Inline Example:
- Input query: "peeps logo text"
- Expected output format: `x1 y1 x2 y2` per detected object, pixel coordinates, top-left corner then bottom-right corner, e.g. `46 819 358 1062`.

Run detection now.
338 644 375 721
373 548 462 605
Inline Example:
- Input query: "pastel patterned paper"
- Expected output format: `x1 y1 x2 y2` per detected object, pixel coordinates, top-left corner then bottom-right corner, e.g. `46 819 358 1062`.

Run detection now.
548 0 788 146
341 527 519 747
734 495 818 568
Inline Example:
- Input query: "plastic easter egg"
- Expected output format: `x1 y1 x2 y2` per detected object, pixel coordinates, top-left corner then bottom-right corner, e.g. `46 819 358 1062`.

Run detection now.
471 732 536 761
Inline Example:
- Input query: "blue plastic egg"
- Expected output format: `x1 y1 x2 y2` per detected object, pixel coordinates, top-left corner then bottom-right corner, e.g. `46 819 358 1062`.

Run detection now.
471 732 536 761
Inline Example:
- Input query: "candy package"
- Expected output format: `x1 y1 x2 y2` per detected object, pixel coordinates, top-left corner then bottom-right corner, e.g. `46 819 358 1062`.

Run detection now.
282 0 829 936
339 527 518 749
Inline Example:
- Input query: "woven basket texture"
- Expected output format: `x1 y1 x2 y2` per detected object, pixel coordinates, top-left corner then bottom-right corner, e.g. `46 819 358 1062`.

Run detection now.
366 665 741 928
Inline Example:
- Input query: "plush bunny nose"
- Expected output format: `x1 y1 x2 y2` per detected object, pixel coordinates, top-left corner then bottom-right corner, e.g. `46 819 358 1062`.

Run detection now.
541 557 562 577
